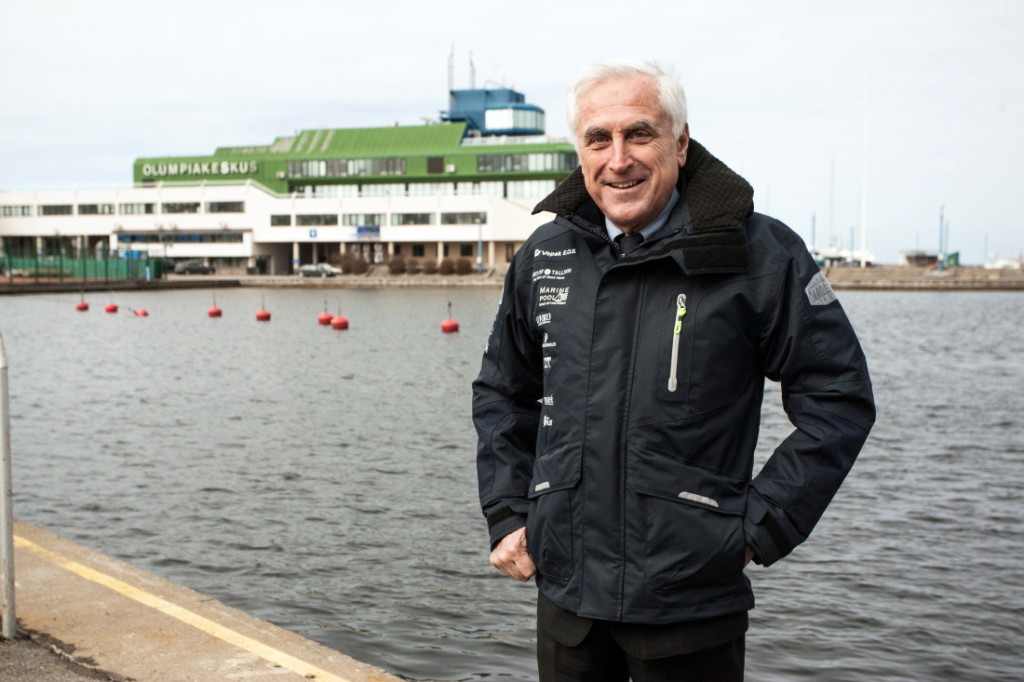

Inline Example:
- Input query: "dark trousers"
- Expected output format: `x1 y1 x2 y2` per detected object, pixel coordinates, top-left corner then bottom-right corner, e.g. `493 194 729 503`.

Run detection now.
537 615 745 682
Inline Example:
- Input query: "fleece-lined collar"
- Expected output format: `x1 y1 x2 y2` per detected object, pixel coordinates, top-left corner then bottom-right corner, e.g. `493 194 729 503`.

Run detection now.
532 140 754 272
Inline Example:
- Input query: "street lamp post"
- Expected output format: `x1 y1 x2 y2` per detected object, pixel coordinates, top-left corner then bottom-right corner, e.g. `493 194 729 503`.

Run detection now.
476 217 484 274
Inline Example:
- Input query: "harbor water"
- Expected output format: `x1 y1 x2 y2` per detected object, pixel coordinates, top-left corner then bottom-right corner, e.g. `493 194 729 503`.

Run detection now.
1 287 1021 680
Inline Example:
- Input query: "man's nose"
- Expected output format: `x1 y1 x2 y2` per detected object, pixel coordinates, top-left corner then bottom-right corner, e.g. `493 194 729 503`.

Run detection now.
607 138 633 173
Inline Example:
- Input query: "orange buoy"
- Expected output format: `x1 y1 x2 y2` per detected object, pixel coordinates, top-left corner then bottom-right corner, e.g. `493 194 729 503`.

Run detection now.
75 301 89 312
330 315 349 330
208 306 223 318
441 301 459 333
134 309 149 317
256 309 271 322
104 303 118 314
318 311 334 325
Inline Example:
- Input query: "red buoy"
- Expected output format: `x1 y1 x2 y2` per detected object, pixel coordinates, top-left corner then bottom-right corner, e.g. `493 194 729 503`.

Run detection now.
330 315 349 330
256 309 271 322
208 306 223 318
75 301 89 312
104 303 118 314
134 309 149 317
318 311 334 326
441 301 459 333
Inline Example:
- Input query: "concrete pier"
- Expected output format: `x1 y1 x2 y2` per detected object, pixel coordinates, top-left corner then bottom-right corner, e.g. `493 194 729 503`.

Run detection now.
3 520 401 682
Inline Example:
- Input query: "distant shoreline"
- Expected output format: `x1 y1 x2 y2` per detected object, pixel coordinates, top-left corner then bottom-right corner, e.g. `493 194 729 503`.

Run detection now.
820 265 1024 291
1 265 1022 295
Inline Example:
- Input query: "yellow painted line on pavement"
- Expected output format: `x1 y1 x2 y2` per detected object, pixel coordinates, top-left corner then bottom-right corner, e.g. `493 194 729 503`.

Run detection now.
14 534 353 682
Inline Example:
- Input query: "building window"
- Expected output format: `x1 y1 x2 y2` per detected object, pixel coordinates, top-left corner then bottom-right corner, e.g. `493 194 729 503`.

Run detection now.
440 212 486 225
207 201 244 213
77 204 115 215
287 157 406 178
162 202 200 214
485 108 545 132
0 205 32 216
456 181 504 197
412 244 425 257
506 180 557 198
120 203 156 214
270 215 291 226
407 182 456 197
427 156 445 174
296 214 339 226
39 205 73 216
342 213 383 227
391 213 436 225
361 183 406 197
477 151 577 173
460 244 474 257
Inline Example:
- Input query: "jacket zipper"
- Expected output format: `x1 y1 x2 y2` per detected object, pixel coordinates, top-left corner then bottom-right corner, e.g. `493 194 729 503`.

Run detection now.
668 293 686 392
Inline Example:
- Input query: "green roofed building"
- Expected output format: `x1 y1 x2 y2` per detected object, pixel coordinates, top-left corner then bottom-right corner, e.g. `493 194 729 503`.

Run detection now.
1 86 577 276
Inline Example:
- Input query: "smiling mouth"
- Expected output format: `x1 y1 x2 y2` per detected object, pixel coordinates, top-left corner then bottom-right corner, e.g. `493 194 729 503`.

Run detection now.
607 179 643 189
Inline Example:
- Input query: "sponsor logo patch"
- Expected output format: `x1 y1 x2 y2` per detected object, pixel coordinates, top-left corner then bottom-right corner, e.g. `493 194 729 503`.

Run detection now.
538 286 570 306
533 267 573 282
535 248 577 258
805 272 837 306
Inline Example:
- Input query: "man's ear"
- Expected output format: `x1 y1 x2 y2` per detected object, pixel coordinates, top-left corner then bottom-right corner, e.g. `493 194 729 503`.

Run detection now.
677 123 690 167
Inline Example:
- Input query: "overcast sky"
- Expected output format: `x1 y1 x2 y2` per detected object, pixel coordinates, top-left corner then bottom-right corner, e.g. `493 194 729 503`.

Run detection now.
1 0 1021 264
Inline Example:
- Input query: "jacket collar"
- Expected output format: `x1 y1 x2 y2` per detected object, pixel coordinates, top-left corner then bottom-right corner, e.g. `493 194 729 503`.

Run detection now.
532 140 754 272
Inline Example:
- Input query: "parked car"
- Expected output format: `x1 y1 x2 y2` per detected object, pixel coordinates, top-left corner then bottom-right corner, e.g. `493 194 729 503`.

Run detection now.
174 260 216 274
298 263 342 277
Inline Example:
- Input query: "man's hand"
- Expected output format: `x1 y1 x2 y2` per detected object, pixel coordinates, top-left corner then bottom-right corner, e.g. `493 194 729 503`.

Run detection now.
489 526 537 582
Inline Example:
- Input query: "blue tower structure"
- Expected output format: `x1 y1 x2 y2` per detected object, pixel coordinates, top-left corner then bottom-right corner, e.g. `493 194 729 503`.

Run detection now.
441 88 546 137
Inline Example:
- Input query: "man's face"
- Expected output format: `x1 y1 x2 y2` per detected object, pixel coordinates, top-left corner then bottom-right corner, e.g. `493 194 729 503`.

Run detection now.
575 75 689 233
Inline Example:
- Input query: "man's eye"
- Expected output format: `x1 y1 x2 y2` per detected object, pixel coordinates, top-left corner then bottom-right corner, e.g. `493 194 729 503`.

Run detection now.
589 135 609 146
630 130 652 140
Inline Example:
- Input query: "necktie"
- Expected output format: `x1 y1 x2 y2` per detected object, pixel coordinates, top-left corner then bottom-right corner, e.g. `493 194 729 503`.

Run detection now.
616 232 645 256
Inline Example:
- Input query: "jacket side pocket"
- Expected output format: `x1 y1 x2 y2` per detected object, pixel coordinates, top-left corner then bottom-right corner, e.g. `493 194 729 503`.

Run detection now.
629 448 747 591
526 442 582 582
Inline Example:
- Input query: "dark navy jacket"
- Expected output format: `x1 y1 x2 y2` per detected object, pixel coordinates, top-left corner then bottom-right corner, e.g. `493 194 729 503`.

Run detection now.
473 141 875 624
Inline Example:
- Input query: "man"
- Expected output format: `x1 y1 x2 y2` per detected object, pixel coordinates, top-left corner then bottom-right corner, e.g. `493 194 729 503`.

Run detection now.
473 59 874 681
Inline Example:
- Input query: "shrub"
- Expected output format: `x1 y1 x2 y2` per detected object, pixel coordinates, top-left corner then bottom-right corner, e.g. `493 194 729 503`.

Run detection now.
407 258 422 274
422 259 439 275
388 256 407 274
342 256 369 274
455 258 474 275
439 258 455 275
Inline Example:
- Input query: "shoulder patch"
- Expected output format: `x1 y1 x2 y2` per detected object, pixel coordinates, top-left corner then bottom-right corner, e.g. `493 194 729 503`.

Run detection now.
805 271 837 306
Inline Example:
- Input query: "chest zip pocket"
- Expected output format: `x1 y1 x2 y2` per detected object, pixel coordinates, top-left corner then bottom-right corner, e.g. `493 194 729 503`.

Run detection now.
668 294 686 392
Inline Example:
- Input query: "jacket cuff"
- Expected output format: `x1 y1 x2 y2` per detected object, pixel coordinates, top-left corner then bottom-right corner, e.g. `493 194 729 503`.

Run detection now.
487 511 528 550
744 490 804 567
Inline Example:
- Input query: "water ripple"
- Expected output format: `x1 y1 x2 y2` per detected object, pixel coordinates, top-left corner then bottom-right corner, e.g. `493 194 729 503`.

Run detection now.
4 289 1023 680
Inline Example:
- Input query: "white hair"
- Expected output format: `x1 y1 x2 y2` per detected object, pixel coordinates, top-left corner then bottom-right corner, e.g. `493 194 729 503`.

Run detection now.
565 59 688 148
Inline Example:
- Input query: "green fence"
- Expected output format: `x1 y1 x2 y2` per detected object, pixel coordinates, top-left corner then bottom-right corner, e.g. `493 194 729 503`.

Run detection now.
3 256 164 281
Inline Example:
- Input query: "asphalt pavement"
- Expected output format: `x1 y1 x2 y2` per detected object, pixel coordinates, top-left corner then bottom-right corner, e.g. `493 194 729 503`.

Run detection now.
1 633 111 681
